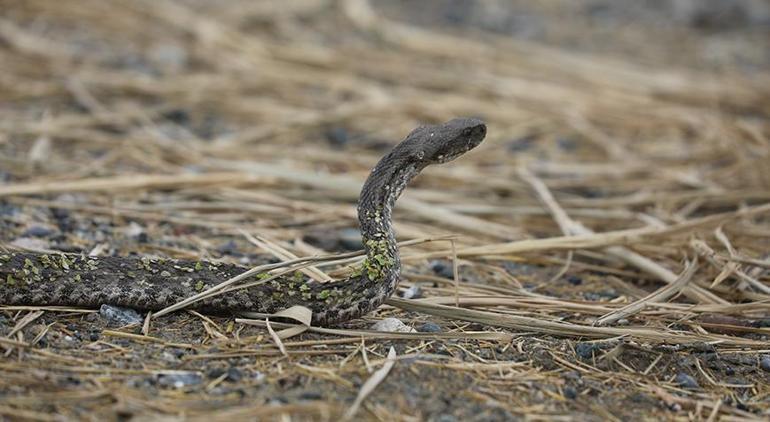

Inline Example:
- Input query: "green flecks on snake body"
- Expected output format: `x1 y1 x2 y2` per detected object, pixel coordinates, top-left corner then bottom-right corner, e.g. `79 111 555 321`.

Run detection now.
0 118 487 326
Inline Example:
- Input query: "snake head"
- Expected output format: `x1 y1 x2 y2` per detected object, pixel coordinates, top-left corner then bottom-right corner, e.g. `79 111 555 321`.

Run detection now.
403 117 487 165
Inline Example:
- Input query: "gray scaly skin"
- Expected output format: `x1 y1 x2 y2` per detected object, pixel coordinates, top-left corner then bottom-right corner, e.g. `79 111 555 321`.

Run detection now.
0 118 487 326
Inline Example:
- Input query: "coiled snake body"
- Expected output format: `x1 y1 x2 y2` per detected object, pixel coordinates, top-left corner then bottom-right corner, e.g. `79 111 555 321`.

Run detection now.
0 118 487 326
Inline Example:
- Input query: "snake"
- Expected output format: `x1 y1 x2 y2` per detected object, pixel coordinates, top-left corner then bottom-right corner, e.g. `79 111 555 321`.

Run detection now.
0 118 487 326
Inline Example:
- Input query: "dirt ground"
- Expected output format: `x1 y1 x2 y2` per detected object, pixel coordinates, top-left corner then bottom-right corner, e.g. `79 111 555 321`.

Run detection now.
1 1 769 420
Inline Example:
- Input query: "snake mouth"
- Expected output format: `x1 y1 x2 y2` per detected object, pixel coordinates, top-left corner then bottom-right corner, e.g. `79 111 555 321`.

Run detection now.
435 151 463 164
435 141 481 164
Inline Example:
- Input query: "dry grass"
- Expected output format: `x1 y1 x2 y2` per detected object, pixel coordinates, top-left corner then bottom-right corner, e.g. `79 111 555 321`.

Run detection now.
0 0 769 420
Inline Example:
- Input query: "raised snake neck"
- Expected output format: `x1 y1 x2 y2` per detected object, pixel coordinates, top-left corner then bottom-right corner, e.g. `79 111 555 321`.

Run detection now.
0 118 487 326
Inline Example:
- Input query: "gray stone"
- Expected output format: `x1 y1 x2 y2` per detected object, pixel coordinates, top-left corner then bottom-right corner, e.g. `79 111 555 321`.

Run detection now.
675 373 699 389
99 304 143 326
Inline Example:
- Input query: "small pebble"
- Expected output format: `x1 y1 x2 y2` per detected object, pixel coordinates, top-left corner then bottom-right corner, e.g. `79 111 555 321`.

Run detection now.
417 322 442 333
252 371 266 383
99 304 143 326
566 275 583 285
675 373 699 389
760 355 770 372
597 289 619 299
226 367 243 382
563 386 578 399
557 137 577 151
157 372 202 389
429 260 454 279
575 342 600 359
506 134 537 152
325 127 350 148
298 391 323 401
162 108 191 125
371 318 415 333
217 240 240 256
161 351 183 364
401 285 422 299
124 221 145 240
22 225 56 238
207 368 226 379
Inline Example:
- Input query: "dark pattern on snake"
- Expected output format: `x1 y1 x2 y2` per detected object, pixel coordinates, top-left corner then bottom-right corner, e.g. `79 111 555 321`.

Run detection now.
0 118 487 326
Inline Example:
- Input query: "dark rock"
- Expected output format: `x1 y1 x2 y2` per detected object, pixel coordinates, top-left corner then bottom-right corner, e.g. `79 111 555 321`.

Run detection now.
99 305 143 326
22 225 56 238
566 275 583 285
62 376 81 386
226 367 243 382
760 355 770 372
299 391 323 401
506 134 538 152
429 260 454 279
575 342 601 359
51 208 72 230
417 322 442 333
675 373 699 389
325 127 350 148
583 291 618 301
557 138 578 151
89 331 100 342
162 109 191 126
217 240 240 256
207 368 226 379
597 289 619 299
564 386 578 399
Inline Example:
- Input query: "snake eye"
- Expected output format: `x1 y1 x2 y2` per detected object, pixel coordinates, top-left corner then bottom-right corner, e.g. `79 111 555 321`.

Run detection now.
462 128 472 136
